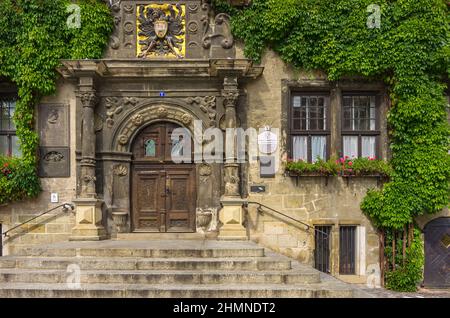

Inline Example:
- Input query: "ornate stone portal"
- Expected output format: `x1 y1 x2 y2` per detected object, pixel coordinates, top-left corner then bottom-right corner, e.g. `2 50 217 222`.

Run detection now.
58 0 263 241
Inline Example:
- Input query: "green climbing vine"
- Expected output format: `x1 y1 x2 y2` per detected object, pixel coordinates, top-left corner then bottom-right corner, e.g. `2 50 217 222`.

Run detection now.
213 0 450 291
0 0 113 204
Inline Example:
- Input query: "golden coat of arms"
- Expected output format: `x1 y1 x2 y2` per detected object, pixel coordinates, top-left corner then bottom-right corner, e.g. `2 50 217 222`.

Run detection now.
137 4 185 59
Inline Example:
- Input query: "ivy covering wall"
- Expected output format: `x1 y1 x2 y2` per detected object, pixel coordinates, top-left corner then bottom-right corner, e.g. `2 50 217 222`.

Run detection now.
0 0 113 204
213 0 450 291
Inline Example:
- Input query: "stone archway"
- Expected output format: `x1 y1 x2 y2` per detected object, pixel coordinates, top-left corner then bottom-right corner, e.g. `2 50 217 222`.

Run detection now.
107 103 221 236
423 217 450 288
112 104 199 153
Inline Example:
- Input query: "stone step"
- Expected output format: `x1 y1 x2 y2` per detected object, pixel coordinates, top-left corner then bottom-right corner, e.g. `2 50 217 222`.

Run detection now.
116 233 206 240
18 247 265 258
0 256 292 271
0 282 354 298
0 268 320 284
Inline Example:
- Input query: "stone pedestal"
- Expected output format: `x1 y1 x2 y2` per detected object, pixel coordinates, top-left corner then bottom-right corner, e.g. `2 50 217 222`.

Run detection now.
70 198 107 241
218 197 247 240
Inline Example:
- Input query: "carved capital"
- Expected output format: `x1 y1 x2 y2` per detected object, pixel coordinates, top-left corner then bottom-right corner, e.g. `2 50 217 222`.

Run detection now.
80 91 98 108
222 91 239 108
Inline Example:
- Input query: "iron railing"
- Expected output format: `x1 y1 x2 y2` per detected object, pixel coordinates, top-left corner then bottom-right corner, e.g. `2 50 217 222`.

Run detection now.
2 203 75 238
245 201 329 238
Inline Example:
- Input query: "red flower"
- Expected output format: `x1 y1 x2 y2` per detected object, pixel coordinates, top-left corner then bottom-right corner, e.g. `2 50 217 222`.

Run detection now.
340 158 345 164
3 163 8 168
348 161 353 166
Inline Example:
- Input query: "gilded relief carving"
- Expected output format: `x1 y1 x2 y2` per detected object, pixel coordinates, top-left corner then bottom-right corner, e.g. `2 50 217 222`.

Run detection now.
137 3 186 59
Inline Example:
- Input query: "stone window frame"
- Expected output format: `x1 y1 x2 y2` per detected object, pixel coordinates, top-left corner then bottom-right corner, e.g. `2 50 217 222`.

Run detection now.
289 93 331 163
0 94 20 157
282 79 388 162
341 92 382 159
282 80 332 163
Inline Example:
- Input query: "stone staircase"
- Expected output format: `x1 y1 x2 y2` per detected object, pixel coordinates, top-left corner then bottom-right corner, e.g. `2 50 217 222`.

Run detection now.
0 240 357 298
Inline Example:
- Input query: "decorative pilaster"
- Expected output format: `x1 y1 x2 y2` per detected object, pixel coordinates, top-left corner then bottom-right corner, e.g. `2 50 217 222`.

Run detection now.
80 91 98 197
218 76 247 240
71 83 107 241
222 76 240 197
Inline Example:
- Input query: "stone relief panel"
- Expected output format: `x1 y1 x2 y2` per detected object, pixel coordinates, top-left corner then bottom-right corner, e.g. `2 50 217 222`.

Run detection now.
38 147 70 178
38 104 70 178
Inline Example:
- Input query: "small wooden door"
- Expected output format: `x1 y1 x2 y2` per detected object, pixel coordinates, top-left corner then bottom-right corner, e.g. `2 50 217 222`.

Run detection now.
131 123 196 233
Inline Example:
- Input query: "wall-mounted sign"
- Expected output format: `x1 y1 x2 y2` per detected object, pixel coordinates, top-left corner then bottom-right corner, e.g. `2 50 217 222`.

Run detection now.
258 127 278 154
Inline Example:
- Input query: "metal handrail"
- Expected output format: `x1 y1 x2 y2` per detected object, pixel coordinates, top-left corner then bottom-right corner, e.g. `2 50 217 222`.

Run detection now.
246 201 329 238
2 203 75 238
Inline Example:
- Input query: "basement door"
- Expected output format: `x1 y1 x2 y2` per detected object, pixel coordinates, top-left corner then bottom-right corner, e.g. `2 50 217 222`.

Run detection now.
423 217 450 288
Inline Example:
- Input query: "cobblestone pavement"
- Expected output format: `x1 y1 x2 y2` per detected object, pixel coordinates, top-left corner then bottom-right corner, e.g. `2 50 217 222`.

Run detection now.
355 285 450 298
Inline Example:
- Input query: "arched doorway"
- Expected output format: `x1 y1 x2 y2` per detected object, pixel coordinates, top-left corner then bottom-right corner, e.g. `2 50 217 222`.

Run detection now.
131 122 196 233
423 217 450 288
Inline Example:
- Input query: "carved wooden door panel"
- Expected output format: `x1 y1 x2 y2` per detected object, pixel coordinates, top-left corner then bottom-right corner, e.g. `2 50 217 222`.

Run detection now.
132 165 196 233
132 168 166 232
132 122 196 233
165 166 196 232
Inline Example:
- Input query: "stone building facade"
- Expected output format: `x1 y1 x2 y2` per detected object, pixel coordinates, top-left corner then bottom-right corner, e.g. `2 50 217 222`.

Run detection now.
0 0 448 287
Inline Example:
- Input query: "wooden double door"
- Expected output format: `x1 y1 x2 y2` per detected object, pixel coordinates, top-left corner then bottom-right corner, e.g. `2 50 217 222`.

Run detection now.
131 123 196 233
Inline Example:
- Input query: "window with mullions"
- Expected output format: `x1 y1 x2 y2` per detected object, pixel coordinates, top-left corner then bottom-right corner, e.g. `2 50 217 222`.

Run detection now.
290 94 329 163
342 95 378 158
0 96 21 157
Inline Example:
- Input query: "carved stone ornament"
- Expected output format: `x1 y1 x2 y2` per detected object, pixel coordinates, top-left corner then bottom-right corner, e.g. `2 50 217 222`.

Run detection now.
202 13 234 49
94 114 104 132
131 114 143 126
118 134 129 145
185 96 217 127
105 97 137 128
157 107 169 118
181 113 192 125
43 151 64 162
83 175 96 184
137 4 186 59
199 163 212 176
80 91 98 108
222 91 239 108
113 164 128 177
47 109 59 124
196 210 212 231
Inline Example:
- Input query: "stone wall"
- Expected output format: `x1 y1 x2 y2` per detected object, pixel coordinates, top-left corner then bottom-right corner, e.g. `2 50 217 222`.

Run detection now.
0 80 77 255
238 44 383 285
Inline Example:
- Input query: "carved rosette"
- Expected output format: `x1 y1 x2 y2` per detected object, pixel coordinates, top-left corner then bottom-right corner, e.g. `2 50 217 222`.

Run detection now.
131 114 143 126
157 107 169 118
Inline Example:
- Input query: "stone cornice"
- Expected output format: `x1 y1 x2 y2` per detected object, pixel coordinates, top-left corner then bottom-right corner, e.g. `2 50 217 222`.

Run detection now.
57 59 264 80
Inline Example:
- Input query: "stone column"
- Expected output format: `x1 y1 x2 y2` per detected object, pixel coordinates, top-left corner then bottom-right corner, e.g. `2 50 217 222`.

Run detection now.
70 79 107 241
218 76 247 240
